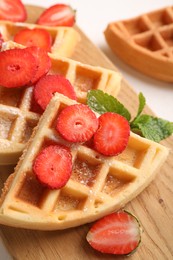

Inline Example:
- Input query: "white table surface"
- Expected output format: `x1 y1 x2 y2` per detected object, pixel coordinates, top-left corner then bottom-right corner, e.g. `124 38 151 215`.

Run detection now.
0 0 172 259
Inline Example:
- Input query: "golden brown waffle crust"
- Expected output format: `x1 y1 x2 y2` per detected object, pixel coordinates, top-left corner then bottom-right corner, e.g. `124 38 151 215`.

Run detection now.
104 6 173 82
0 93 169 230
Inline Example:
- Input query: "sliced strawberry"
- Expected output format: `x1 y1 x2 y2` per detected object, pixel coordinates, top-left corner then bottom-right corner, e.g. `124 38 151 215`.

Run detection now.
0 48 37 88
26 46 51 84
56 104 98 143
33 144 72 189
37 4 75 27
86 211 141 255
93 112 130 156
14 28 52 52
0 32 4 49
0 0 27 22
33 74 77 110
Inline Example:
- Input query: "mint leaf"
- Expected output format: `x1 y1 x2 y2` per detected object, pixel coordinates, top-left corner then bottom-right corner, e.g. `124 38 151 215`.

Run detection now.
137 92 146 117
131 92 146 123
87 90 131 121
131 115 173 142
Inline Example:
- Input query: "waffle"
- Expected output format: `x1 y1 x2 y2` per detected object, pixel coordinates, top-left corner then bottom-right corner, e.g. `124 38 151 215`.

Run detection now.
0 20 80 57
0 41 122 165
0 93 168 230
104 6 173 82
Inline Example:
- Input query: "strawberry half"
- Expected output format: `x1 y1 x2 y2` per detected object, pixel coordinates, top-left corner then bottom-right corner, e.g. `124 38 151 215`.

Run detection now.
33 74 77 110
56 104 99 143
14 28 52 52
93 112 130 156
0 48 37 88
26 46 51 84
33 144 72 189
37 4 75 27
86 211 141 255
0 0 27 22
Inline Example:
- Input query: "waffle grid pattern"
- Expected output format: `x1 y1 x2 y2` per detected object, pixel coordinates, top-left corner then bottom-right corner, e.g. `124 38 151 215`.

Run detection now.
0 94 168 229
114 6 173 58
0 20 80 57
0 41 121 164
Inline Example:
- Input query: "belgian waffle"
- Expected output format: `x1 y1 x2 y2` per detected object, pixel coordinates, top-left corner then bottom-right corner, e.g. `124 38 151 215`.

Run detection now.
104 6 173 82
0 20 80 57
0 41 122 165
0 93 168 230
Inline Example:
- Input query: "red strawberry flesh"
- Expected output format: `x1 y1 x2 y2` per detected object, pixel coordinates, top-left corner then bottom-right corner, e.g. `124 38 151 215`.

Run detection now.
0 48 37 88
33 74 77 110
0 0 27 22
25 46 51 84
94 112 130 156
37 4 75 27
56 104 99 143
33 144 72 189
86 211 141 255
14 28 52 52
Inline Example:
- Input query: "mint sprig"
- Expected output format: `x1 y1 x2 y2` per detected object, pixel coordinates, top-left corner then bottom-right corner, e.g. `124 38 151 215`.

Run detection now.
87 90 131 121
87 90 173 142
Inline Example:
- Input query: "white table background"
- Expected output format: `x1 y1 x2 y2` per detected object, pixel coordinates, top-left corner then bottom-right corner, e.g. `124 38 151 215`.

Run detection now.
0 0 172 259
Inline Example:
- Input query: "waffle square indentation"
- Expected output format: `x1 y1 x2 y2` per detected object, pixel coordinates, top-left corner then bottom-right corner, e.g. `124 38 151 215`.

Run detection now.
147 9 173 28
134 34 163 51
56 189 87 211
16 172 46 207
160 27 173 47
50 59 70 76
72 154 102 187
0 87 24 107
102 168 130 197
21 118 37 143
0 113 16 140
117 141 149 169
123 17 150 35
75 66 101 92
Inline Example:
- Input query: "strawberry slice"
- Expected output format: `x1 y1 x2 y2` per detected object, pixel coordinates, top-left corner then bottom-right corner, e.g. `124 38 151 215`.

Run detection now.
56 104 98 143
93 112 130 156
14 28 52 52
33 144 72 189
86 211 141 255
26 46 51 84
33 74 77 110
0 48 37 88
0 0 27 22
37 4 75 27
0 32 4 50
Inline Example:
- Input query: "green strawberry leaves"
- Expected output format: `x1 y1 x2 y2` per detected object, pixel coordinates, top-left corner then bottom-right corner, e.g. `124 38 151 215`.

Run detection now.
87 90 173 143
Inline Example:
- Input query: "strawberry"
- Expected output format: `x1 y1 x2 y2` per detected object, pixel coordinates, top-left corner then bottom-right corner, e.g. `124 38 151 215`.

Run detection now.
14 28 52 52
25 46 51 84
33 144 72 189
0 48 37 88
86 211 141 255
33 74 77 110
37 4 75 27
56 104 99 143
0 0 27 22
0 32 4 49
93 112 130 156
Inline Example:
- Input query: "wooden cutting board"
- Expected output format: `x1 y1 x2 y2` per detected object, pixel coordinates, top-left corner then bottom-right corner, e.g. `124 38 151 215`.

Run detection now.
0 5 173 260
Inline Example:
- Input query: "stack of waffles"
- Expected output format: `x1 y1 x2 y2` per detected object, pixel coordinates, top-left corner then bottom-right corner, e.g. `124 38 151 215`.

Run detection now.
104 6 173 82
0 23 169 230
